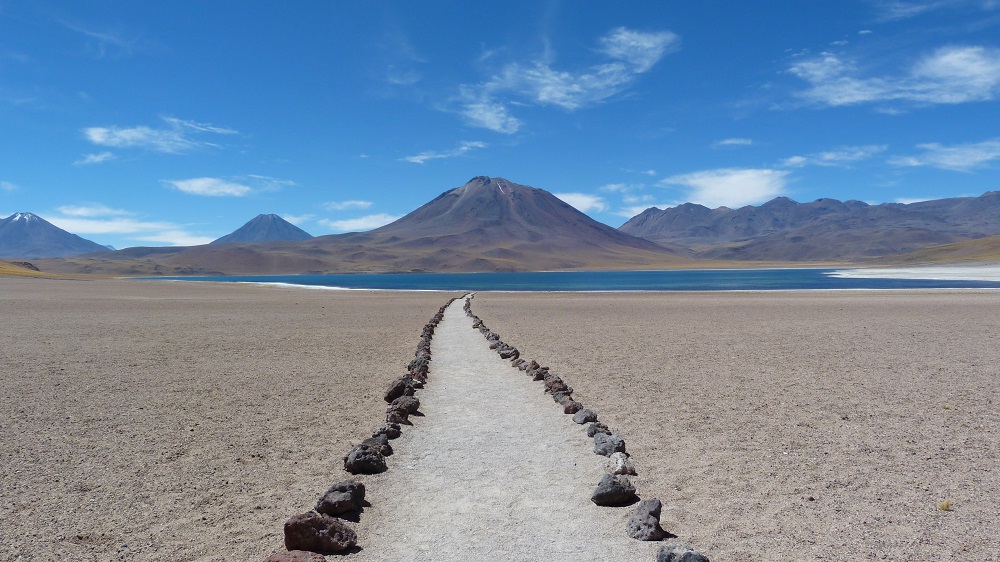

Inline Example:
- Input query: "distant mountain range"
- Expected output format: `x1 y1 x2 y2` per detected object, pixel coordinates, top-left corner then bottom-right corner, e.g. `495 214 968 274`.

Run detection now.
620 192 1000 261
211 214 313 244
0 213 108 258
9 177 1000 275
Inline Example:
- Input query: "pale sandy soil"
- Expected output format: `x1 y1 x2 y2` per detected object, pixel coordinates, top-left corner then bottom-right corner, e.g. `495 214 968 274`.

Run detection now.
473 291 1000 561
0 278 458 561
4 279 998 561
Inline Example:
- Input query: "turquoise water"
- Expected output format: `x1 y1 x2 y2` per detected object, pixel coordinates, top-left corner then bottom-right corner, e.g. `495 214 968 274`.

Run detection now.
153 268 1000 291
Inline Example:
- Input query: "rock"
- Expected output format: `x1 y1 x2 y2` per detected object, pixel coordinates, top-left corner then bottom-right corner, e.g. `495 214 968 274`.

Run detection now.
519 360 538 372
499 347 519 360
343 444 387 474
531 368 549 381
315 480 366 516
543 374 570 394
361 434 392 456
283 511 357 553
373 423 401 439
609 451 637 475
385 404 411 425
573 409 598 424
511 358 525 369
265 550 327 562
563 400 583 414
391 395 420 415
626 498 665 540
586 422 610 437
594 433 626 456
383 376 415 403
590 474 638 506
656 544 711 562
552 391 573 404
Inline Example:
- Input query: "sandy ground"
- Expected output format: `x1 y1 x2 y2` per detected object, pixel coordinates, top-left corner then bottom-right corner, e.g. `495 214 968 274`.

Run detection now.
3 278 998 561
473 290 1000 561
352 299 656 561
0 278 459 561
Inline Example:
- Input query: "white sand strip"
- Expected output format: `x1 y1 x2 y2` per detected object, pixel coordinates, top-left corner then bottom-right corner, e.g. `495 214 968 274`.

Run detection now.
353 299 657 561
827 264 1000 280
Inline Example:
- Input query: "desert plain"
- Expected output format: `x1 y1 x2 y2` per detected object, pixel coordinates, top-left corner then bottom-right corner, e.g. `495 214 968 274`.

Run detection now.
1 277 998 561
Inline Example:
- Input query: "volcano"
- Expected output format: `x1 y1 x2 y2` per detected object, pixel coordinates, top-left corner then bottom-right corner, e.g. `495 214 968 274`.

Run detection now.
0 212 109 258
211 214 313 244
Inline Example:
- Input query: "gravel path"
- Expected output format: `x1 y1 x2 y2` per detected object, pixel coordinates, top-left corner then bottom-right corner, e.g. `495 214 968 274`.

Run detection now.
353 298 657 561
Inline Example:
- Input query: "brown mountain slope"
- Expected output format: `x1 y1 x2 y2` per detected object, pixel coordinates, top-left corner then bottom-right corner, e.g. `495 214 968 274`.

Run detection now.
621 191 1000 261
35 176 692 275
875 234 1000 265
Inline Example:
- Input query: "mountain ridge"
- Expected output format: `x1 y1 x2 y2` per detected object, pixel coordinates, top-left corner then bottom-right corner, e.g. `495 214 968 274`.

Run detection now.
0 212 109 258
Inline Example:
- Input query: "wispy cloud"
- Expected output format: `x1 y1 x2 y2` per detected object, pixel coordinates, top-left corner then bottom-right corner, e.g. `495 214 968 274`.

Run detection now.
320 213 401 232
554 193 608 213
659 168 789 208
872 0 998 20
57 204 132 217
889 138 1000 170
781 144 888 167
83 116 237 154
788 45 1000 108
60 20 141 59
281 214 315 226
402 140 487 164
713 138 753 147
47 205 213 247
163 177 252 197
74 151 116 165
323 200 373 211
1 180 17 192
457 27 679 133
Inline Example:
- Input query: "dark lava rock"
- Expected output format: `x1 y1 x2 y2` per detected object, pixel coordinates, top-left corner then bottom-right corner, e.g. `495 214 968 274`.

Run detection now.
391 395 420 415
383 377 415 403
590 473 638 507
315 480 366 516
265 550 327 562
563 400 583 414
531 368 549 381
519 360 538 372
361 434 392 456
586 422 610 437
283 511 357 553
543 374 570 394
385 404 411 425
373 423 401 439
343 444 387 474
594 433 626 456
511 358 525 369
573 409 598 424
656 544 711 562
627 498 666 540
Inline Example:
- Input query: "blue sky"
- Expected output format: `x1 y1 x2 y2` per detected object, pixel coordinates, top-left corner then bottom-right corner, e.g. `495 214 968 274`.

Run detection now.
2 1 999 249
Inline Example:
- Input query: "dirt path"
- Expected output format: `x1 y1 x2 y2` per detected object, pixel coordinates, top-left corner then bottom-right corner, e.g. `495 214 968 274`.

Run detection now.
353 298 657 561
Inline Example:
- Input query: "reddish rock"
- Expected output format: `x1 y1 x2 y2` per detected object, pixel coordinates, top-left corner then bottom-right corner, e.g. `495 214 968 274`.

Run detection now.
283 511 357 553
563 400 583 414
391 395 420 415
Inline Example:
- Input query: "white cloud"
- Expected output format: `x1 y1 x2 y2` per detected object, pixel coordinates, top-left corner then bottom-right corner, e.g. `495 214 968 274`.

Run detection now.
403 141 487 164
789 45 1000 108
781 144 888 167
713 138 753 147
873 0 998 20
323 200 373 211
457 27 678 133
659 168 789 208
131 231 215 246
163 177 252 197
281 214 315 226
74 151 116 165
888 138 1000 170
554 193 608 213
56 204 132 217
1 180 17 192
83 116 237 154
320 213 401 232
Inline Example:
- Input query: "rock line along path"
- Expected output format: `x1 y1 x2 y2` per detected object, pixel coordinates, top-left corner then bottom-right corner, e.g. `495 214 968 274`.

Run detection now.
352 298 657 561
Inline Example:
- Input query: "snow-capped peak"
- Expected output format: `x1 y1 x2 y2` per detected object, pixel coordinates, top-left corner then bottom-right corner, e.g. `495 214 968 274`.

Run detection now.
10 212 38 222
